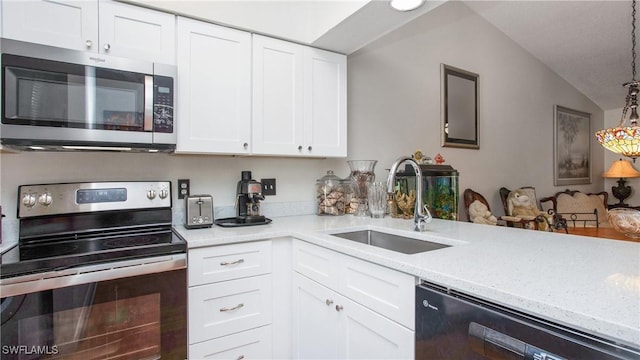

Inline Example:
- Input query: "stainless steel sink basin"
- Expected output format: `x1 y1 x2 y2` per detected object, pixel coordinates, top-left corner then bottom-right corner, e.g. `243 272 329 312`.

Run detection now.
330 230 450 254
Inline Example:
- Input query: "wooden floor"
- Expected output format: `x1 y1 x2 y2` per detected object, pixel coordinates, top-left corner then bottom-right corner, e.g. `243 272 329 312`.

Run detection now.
565 227 640 243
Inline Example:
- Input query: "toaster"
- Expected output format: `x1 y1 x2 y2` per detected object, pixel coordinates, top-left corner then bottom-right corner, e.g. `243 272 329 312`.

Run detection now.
185 195 214 229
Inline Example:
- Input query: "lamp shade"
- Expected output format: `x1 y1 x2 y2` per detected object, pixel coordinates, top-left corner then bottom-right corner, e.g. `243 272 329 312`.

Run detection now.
602 159 640 178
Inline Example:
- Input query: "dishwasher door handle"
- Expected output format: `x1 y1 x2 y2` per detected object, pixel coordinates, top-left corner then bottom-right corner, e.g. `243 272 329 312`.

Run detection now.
468 322 565 360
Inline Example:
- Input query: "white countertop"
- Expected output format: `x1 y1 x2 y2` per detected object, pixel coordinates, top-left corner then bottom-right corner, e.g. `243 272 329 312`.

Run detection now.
175 215 640 349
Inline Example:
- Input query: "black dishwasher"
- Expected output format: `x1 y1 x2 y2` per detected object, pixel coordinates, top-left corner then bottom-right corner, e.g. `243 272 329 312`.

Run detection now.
416 283 640 360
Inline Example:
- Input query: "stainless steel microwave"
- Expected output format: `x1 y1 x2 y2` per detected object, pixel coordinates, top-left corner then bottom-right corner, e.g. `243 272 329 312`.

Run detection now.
0 38 176 152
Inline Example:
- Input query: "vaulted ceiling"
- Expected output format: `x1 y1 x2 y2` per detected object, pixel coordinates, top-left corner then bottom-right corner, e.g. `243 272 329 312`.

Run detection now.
128 0 632 111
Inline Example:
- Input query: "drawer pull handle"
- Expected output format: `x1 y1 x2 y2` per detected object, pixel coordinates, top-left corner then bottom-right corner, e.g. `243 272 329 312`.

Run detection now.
325 299 334 306
220 303 244 312
237 356 245 360
220 259 245 266
335 304 344 312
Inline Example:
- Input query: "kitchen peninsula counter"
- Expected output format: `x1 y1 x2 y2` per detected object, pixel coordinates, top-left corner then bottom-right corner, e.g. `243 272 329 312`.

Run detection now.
175 215 640 350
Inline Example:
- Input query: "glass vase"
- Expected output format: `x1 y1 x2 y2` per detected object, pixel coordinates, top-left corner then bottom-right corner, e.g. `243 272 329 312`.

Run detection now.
347 160 377 217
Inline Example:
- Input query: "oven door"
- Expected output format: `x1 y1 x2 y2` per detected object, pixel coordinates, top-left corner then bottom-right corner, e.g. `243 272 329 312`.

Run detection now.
1 261 186 359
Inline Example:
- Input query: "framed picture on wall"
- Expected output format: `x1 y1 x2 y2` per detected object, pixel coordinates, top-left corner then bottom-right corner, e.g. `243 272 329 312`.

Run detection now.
553 105 591 185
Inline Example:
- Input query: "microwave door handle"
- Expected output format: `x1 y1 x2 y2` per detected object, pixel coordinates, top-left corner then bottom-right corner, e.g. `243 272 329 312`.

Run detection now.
144 75 153 131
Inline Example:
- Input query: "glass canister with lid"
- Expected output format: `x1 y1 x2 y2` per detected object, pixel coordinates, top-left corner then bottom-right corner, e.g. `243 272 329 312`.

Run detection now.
316 170 345 216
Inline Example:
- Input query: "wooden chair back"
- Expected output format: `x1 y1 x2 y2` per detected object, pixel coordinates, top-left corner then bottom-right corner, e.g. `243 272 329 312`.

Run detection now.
463 189 491 222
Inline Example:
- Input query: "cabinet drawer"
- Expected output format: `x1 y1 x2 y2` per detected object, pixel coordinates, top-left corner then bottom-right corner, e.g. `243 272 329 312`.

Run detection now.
189 274 273 344
339 255 415 330
189 241 272 286
189 325 272 359
292 240 339 289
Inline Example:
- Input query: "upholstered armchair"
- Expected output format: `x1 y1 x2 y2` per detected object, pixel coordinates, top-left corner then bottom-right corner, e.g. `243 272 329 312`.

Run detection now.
499 187 567 232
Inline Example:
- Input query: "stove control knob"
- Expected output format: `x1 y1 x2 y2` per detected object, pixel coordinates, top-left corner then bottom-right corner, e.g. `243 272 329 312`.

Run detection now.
159 189 169 199
147 190 157 200
22 194 37 207
38 193 53 206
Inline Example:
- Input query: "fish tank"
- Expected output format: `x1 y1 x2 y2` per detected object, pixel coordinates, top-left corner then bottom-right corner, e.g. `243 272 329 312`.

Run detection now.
392 164 459 221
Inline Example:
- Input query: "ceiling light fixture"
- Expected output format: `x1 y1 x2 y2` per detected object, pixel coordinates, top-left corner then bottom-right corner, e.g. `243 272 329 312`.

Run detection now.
596 0 640 160
390 0 425 12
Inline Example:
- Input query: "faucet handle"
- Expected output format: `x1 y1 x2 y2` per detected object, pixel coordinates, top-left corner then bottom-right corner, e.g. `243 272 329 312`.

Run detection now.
414 204 432 232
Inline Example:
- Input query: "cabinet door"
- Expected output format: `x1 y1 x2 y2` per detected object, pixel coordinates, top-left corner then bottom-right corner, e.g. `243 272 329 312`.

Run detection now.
2 0 99 51
252 35 304 156
293 273 414 360
341 295 414 360
176 17 252 154
304 47 347 157
292 273 343 359
98 1 176 64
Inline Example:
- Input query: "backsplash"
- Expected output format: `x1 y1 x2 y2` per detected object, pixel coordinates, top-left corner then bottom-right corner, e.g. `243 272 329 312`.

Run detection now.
0 151 347 249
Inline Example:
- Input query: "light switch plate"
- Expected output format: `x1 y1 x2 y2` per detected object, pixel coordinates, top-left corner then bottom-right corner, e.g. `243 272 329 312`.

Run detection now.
261 178 276 196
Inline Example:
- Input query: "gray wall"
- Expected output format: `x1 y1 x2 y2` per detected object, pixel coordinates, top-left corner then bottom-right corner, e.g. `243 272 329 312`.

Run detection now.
0 1 606 242
347 1 605 213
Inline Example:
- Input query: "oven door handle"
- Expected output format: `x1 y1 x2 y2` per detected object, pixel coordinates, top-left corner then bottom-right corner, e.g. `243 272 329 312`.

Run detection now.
0 254 186 298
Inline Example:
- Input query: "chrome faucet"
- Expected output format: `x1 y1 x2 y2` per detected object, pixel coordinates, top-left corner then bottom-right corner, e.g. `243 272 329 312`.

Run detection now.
386 156 432 231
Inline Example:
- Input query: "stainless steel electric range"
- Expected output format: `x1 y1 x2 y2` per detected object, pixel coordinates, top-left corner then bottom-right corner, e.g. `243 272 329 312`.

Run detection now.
0 181 187 359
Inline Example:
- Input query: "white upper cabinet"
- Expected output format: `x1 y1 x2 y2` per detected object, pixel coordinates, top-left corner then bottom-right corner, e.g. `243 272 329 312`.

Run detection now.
252 35 305 156
252 35 347 157
304 47 347 157
175 17 252 154
2 0 99 51
1 0 175 64
98 1 175 64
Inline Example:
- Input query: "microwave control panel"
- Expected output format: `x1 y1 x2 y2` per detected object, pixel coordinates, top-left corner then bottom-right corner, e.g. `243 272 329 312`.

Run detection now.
153 75 174 133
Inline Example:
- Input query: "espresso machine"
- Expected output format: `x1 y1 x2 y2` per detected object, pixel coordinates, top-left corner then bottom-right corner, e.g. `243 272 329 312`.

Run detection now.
215 171 271 227
236 171 266 223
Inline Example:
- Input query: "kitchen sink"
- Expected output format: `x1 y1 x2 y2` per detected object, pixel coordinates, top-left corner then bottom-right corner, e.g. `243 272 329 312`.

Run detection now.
330 230 450 254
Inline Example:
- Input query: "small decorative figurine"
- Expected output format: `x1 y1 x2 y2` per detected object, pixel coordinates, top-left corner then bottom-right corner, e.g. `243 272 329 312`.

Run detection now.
434 153 445 164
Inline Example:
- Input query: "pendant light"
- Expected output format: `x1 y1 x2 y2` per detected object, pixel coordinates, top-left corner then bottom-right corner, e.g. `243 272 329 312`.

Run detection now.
595 0 640 159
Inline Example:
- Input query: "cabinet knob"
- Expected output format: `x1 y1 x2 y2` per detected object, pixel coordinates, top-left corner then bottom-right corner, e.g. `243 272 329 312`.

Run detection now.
325 299 334 306
85 40 93 48
308 146 313 151
243 142 249 150
104 43 111 51
335 304 344 312
236 356 245 360
298 145 303 151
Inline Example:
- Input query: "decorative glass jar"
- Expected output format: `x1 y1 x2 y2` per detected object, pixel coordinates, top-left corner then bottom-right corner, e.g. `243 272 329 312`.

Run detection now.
347 160 377 217
316 170 345 216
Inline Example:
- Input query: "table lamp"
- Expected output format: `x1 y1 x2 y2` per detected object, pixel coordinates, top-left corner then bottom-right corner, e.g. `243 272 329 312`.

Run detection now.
602 159 640 207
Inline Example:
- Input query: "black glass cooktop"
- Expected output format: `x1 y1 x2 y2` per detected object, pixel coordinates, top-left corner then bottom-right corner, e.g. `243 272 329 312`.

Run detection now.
0 228 187 279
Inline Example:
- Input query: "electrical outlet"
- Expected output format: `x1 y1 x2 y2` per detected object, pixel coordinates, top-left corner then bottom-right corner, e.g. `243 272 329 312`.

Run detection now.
261 178 276 196
177 179 190 199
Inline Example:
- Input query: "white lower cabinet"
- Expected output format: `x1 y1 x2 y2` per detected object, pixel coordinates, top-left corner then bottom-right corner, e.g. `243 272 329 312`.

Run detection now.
293 273 414 360
188 241 274 359
189 325 272 359
187 239 414 359
292 240 415 359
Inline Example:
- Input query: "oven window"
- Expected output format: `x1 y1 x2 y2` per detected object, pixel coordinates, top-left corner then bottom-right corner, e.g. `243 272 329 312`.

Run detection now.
3 54 146 132
1 270 186 360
